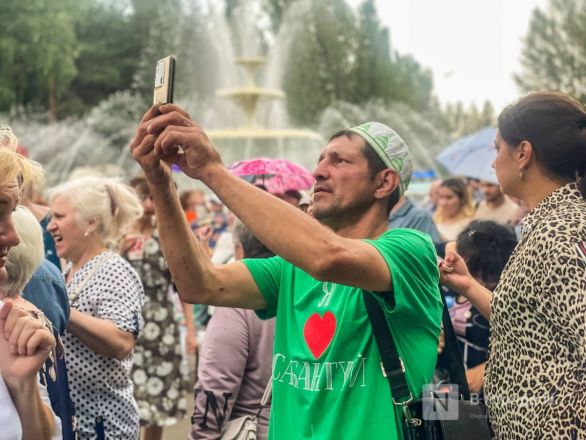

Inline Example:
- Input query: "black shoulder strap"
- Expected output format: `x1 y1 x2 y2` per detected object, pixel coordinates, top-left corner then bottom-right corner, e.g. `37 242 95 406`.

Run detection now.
363 289 470 404
363 291 412 403
438 292 471 399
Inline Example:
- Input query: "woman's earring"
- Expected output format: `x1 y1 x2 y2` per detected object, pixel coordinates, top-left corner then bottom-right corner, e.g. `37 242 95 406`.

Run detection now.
519 168 525 179
84 231 90 237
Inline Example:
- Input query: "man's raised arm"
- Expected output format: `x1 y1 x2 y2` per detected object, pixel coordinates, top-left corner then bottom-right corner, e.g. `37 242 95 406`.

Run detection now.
130 106 266 310
131 105 397 293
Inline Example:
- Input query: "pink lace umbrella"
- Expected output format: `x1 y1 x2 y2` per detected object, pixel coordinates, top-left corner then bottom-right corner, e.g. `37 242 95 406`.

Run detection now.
228 158 315 194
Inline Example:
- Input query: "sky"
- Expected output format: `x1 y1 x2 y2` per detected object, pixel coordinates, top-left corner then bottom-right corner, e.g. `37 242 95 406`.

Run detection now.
369 0 549 109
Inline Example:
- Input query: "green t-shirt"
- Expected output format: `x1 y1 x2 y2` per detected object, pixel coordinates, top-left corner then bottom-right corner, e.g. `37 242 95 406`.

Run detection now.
243 229 442 439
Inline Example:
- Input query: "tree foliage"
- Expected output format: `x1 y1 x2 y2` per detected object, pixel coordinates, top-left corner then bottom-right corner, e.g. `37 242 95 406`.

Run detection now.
62 1 143 117
283 0 434 126
428 100 495 139
283 0 357 126
516 0 586 103
0 0 463 130
352 0 394 102
0 0 81 120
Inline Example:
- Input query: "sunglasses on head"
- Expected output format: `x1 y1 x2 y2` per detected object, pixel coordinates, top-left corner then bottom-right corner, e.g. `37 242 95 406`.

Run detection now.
467 230 517 249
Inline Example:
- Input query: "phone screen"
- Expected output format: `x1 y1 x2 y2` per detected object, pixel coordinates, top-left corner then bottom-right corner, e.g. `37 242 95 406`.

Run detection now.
153 55 176 105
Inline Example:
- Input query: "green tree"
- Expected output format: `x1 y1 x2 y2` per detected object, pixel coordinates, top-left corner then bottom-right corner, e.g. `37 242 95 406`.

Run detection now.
346 0 434 111
61 1 143 117
283 0 358 126
0 0 81 120
131 0 184 100
515 0 586 102
391 53 433 111
263 0 297 33
282 0 435 126
352 0 394 102
173 0 222 105
433 100 495 139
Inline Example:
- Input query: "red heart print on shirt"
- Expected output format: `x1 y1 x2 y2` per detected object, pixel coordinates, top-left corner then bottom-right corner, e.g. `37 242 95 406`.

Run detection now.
303 311 336 359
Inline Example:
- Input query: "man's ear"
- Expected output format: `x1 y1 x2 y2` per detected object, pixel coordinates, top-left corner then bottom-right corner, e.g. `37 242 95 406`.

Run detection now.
375 169 399 200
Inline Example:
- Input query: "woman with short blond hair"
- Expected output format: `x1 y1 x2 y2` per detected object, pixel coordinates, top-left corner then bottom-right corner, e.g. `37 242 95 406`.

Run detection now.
0 141 58 440
48 176 145 439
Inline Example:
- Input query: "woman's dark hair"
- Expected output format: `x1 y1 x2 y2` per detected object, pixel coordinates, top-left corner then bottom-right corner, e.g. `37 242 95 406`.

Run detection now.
497 91 586 198
456 220 517 289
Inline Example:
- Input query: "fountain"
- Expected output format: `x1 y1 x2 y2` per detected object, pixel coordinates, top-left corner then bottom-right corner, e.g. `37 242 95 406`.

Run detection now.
204 56 324 172
3 0 448 192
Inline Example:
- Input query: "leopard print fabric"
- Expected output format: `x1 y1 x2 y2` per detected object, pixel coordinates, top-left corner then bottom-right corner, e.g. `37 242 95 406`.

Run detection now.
485 182 586 439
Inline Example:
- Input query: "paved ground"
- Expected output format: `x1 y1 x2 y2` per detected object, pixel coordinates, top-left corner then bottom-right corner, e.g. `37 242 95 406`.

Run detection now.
163 353 197 440
163 391 194 440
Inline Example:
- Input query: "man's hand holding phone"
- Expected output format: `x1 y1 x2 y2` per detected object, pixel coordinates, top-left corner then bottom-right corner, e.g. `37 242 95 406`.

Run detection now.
130 55 177 183
131 55 224 184
152 104 223 179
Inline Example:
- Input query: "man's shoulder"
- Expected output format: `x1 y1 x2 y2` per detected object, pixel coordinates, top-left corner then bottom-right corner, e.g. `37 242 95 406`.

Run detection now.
406 203 434 220
373 229 437 265
377 227 433 243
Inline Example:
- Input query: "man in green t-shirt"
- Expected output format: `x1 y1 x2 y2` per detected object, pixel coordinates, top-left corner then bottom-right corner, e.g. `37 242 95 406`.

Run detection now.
130 105 442 439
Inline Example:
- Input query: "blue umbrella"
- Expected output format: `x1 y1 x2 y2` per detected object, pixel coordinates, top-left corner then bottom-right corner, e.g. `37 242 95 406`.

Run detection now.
436 127 498 183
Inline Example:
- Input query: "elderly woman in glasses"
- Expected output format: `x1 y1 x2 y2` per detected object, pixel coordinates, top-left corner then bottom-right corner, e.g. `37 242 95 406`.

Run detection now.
441 92 586 438
47 176 145 440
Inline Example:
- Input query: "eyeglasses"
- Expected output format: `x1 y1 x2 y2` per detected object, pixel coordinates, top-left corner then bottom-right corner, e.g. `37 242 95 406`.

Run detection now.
467 230 517 249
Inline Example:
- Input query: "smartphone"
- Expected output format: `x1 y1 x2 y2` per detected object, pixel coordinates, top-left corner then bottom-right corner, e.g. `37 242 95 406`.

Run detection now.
153 55 176 105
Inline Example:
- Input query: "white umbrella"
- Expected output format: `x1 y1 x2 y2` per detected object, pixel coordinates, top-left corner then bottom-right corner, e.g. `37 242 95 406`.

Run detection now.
436 128 498 183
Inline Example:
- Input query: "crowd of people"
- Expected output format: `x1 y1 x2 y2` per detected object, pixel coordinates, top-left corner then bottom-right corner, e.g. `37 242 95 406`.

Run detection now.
0 90 585 439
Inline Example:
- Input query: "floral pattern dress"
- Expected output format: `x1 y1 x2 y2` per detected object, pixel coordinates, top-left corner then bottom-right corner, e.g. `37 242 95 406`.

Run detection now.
123 229 188 427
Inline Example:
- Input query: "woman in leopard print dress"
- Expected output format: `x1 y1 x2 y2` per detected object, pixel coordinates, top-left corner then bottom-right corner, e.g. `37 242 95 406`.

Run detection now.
441 92 586 438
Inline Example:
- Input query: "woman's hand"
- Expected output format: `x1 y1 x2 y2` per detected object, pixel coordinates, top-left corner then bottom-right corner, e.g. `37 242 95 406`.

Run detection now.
0 300 55 383
439 251 475 297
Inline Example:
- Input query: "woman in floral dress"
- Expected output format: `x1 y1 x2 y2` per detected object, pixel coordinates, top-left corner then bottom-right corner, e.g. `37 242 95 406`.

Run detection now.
122 176 193 440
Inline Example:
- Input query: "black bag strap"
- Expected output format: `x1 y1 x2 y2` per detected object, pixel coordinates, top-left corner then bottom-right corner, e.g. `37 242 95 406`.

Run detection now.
438 291 471 400
363 291 413 404
363 288 470 405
